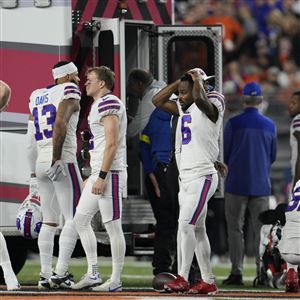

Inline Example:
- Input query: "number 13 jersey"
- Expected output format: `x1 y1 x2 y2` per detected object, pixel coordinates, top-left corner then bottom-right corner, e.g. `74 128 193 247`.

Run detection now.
29 83 81 163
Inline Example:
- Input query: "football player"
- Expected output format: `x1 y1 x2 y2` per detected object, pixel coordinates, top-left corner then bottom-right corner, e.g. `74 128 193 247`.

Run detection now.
72 66 126 292
27 61 83 289
278 180 300 292
152 68 225 295
279 91 300 292
0 80 20 290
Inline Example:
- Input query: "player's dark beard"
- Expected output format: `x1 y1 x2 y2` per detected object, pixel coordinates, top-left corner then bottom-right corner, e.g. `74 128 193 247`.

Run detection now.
71 79 77 85
182 102 193 112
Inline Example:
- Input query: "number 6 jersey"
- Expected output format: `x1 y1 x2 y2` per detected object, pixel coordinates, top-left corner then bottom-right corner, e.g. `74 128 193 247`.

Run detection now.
29 83 81 163
176 91 225 182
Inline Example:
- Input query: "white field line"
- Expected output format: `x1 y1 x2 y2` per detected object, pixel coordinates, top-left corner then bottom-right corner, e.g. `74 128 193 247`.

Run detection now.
121 274 256 281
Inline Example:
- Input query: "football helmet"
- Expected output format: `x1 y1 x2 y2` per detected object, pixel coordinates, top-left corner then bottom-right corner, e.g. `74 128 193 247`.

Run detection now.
16 193 42 239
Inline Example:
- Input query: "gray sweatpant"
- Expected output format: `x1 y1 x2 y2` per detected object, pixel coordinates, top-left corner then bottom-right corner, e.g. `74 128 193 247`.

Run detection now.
225 193 269 275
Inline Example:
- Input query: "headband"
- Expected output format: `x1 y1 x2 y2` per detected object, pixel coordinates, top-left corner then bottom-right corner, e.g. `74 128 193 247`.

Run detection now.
52 62 78 80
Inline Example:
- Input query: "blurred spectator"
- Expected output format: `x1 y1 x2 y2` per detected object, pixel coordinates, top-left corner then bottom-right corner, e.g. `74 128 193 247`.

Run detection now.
278 59 300 89
280 14 300 67
199 2 246 59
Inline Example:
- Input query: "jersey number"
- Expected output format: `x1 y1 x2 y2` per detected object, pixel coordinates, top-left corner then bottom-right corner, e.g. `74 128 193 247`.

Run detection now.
181 115 191 145
32 104 56 141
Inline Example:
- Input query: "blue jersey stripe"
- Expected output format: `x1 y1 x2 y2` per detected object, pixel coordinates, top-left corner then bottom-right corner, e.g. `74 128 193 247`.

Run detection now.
98 105 120 113
98 99 119 107
64 90 81 96
65 85 79 90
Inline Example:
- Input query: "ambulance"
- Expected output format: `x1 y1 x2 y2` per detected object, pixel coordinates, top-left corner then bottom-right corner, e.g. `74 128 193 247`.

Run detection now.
0 0 223 274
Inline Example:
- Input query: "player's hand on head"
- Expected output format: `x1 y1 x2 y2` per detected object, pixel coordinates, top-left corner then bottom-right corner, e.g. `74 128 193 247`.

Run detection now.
92 178 106 195
46 160 66 181
187 68 203 81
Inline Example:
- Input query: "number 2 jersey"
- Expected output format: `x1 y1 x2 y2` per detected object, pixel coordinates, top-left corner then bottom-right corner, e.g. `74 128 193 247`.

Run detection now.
176 91 225 181
29 82 81 163
278 180 300 255
88 94 127 176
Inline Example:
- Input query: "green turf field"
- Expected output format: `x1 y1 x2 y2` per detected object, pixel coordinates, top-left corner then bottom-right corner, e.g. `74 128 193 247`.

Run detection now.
17 255 273 290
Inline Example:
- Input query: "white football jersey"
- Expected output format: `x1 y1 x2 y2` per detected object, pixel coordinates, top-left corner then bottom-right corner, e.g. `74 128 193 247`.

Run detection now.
88 94 127 175
279 180 300 254
176 91 225 181
290 114 300 177
29 83 81 163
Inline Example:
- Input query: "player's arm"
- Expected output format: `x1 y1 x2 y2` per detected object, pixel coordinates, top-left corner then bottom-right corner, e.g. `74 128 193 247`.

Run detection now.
26 113 38 194
0 80 11 112
92 115 119 195
140 130 161 198
174 119 182 170
101 115 119 172
188 69 218 123
153 80 180 116
293 131 300 187
52 99 79 162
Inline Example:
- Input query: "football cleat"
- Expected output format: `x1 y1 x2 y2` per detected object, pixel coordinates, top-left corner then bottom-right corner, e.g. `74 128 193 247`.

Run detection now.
72 272 102 290
50 271 74 288
91 279 122 292
38 275 51 290
285 269 299 293
189 280 218 295
164 275 189 293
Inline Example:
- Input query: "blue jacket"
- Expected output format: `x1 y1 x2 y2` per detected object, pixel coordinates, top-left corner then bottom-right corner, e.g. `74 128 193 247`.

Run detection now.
224 107 277 196
140 108 172 174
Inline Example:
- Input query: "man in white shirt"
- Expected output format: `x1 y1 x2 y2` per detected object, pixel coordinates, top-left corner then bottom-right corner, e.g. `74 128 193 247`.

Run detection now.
278 91 300 292
27 61 83 289
73 66 127 292
152 68 225 295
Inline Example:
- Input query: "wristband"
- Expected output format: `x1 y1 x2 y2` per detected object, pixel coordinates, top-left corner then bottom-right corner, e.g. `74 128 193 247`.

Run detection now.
99 170 108 180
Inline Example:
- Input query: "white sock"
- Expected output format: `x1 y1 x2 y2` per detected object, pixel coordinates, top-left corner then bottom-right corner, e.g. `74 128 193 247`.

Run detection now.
104 219 125 283
0 232 16 278
38 224 57 278
177 228 182 274
178 222 196 281
55 220 78 276
74 212 98 275
195 225 214 284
